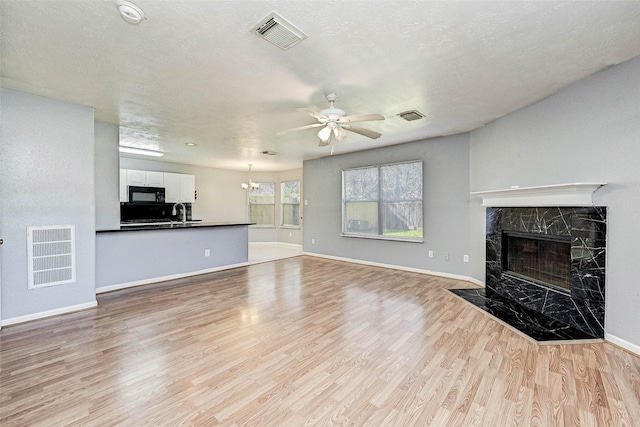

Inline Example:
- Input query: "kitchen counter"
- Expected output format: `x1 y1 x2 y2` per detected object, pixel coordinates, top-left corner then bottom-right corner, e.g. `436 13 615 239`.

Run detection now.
95 222 250 293
97 221 252 232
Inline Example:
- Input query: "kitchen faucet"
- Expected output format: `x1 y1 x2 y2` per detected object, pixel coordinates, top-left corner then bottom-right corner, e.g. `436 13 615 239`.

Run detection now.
172 202 187 224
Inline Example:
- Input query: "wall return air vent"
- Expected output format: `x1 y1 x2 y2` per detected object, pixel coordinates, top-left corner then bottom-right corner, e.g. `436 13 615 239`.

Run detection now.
27 225 76 289
252 12 307 50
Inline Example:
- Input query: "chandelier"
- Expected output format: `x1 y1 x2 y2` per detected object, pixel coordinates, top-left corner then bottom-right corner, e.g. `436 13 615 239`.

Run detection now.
241 164 259 190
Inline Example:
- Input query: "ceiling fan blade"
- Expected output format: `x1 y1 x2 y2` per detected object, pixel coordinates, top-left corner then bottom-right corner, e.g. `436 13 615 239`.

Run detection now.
342 125 382 139
338 113 385 123
296 108 328 122
276 123 324 136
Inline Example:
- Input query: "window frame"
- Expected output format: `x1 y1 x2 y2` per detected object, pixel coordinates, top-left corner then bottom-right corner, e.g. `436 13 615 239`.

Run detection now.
248 182 276 228
280 180 301 229
342 160 424 243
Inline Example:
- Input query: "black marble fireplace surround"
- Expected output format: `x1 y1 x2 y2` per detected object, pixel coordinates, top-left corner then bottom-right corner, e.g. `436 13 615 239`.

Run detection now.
453 206 607 341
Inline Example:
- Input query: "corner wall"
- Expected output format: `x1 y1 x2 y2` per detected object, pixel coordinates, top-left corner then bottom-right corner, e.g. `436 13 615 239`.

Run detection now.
0 89 96 323
469 55 640 351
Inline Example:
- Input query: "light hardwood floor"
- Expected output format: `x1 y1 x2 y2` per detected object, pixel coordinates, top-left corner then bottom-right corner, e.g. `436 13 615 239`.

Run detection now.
1 256 639 426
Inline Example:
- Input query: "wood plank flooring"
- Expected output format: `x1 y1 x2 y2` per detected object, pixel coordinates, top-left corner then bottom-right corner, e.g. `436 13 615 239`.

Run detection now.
1 256 639 426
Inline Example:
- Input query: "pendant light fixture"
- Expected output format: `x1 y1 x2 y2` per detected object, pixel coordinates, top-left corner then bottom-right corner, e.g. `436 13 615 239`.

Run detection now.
241 164 260 190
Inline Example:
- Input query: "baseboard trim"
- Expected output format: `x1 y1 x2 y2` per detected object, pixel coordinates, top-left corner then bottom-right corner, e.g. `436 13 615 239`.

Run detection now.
1 301 98 327
605 333 640 356
250 242 302 249
96 262 250 294
302 251 484 287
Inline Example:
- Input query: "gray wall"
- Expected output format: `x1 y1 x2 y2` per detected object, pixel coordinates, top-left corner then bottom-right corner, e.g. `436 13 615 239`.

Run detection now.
469 55 640 348
96 225 248 290
0 89 96 321
95 122 120 230
303 134 471 275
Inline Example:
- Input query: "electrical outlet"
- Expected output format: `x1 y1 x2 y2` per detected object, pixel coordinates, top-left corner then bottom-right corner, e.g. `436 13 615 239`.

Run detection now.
289 231 292 237
304 199 308 206
428 250 434 258
444 252 450 261
463 254 469 262
311 238 315 244
204 249 210 257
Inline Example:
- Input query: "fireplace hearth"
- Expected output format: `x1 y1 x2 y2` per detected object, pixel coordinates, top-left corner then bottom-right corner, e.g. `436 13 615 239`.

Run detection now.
453 206 607 341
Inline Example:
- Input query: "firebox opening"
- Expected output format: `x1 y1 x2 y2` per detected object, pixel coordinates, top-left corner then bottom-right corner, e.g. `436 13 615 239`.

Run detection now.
502 231 571 292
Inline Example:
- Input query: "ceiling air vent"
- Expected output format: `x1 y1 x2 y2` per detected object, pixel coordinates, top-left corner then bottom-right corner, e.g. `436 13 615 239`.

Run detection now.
398 110 426 121
252 12 307 50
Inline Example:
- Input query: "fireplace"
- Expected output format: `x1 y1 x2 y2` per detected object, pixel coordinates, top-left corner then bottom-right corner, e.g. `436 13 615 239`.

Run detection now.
452 205 607 341
502 231 571 291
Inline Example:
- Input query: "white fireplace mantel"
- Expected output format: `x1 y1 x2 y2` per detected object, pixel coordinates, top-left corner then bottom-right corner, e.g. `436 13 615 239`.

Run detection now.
471 183 606 207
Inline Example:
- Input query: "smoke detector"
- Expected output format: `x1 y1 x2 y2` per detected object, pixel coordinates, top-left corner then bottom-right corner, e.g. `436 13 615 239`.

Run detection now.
117 0 145 25
252 12 307 50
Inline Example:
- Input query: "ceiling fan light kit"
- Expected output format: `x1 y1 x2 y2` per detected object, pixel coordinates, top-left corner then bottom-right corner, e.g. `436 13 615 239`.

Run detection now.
278 93 385 150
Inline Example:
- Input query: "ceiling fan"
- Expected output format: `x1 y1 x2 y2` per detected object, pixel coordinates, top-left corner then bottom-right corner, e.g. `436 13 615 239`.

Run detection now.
277 93 385 148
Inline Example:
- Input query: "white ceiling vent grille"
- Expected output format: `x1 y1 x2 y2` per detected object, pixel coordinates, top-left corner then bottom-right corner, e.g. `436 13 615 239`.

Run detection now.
27 225 76 289
252 12 307 50
398 110 426 121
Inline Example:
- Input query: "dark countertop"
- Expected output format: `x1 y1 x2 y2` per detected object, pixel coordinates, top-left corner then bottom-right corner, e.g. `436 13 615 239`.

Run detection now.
97 221 252 233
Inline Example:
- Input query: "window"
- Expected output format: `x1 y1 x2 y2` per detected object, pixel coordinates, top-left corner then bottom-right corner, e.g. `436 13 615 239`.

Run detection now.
281 180 301 227
249 183 275 226
343 161 423 241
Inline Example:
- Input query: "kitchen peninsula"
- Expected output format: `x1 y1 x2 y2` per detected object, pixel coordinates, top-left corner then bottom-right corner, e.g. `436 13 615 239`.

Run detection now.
95 222 251 293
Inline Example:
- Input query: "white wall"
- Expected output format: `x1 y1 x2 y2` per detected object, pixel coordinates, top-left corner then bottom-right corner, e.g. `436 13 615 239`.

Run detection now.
303 134 471 276
0 89 96 323
469 55 640 350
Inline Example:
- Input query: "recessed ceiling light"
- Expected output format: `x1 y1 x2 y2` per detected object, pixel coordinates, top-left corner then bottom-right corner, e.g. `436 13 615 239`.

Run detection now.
117 0 145 25
185 142 197 147
119 146 163 157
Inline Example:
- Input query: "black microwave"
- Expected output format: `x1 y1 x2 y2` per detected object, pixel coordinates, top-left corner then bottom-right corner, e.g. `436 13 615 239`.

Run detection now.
128 186 165 204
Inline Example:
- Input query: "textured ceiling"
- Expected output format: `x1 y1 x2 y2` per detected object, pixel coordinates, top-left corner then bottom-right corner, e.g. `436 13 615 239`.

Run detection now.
2 1 640 171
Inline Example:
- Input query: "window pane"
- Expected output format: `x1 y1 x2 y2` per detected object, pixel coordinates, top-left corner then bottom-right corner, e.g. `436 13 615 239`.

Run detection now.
249 182 275 225
345 202 378 234
281 181 300 204
281 180 301 227
381 162 422 202
282 204 300 226
382 201 423 238
344 168 378 201
381 162 423 238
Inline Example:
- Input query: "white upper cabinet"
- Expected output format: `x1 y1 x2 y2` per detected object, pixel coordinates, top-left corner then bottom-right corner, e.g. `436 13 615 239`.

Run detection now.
125 169 164 187
164 172 195 203
121 169 195 203
178 174 195 203
146 171 164 187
